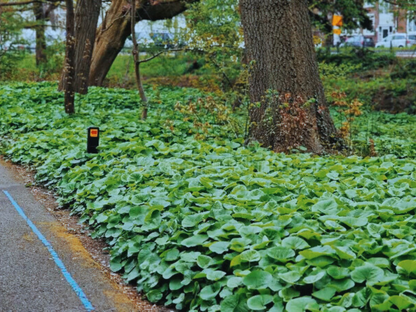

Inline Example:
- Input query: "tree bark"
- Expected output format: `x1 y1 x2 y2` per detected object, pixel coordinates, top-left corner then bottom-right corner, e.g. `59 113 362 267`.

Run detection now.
32 2 59 66
131 0 149 120
72 0 101 94
240 0 338 154
89 0 193 87
33 2 47 66
63 0 75 114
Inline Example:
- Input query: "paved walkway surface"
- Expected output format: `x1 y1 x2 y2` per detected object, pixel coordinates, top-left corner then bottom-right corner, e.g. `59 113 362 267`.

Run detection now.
0 163 137 312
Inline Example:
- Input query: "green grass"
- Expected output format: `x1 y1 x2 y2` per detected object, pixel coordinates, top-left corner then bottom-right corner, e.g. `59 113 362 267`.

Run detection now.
18 53 37 71
4 50 239 92
9 52 209 84
108 53 201 79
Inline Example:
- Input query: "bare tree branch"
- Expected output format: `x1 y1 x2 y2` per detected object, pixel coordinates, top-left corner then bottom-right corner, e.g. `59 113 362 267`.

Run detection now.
101 10 129 33
0 0 63 7
0 1 40 7
45 1 59 17
138 50 164 63
382 0 398 5
138 48 183 63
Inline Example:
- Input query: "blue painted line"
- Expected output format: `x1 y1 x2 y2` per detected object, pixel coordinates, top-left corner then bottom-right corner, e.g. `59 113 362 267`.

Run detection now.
2 190 94 311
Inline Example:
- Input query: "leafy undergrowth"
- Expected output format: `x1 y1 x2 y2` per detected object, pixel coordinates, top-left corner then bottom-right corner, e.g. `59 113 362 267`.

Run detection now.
2 83 416 312
331 110 416 158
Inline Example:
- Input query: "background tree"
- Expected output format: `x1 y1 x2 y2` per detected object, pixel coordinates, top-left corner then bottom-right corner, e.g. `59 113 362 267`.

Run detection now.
89 0 196 87
240 0 338 153
62 0 75 114
60 0 101 111
88 0 374 88
0 0 63 66
56 0 101 94
0 5 27 79
309 0 373 37
185 0 243 91
32 1 60 66
130 0 149 119
73 0 101 94
32 2 47 65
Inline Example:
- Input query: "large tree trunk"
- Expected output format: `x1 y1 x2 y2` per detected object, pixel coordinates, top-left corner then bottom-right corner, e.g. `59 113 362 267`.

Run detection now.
89 0 193 87
240 0 337 154
73 0 101 94
33 2 47 66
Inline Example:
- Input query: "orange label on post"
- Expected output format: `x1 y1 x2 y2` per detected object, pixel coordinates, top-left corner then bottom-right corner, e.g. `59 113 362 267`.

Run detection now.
333 29 342 35
90 129 98 137
332 15 343 27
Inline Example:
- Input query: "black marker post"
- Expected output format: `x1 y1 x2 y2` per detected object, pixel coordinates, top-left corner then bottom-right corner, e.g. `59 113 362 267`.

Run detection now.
87 127 99 154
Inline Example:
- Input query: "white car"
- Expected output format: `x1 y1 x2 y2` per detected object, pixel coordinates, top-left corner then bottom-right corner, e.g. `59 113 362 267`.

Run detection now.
409 32 416 46
375 33 416 48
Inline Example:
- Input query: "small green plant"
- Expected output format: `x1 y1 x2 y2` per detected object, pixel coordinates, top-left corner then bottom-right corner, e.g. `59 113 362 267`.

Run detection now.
38 40 65 79
174 95 243 139
331 91 363 144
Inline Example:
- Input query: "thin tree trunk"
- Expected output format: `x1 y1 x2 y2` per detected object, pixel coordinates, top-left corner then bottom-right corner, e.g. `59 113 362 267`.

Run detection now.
58 0 101 93
33 2 47 66
130 0 148 120
73 0 101 94
240 0 338 153
89 0 130 87
63 0 75 114
89 0 193 87
121 56 132 88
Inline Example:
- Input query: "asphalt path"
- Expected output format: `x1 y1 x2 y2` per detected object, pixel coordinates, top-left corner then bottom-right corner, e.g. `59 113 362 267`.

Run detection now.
0 163 137 312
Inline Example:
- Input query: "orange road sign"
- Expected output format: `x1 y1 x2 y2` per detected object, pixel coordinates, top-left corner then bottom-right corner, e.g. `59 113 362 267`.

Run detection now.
90 129 98 138
87 127 100 154
332 15 343 27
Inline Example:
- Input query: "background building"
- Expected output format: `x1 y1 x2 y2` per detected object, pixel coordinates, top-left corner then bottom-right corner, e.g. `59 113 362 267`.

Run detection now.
340 1 415 44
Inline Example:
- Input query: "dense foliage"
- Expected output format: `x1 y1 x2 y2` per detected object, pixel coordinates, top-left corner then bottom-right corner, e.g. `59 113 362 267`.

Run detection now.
1 83 416 311
317 50 397 72
0 9 27 80
320 52 416 114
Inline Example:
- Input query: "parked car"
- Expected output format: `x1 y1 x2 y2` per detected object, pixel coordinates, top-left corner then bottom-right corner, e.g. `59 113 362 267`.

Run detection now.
150 33 186 48
375 33 416 48
339 35 375 48
0 41 27 52
408 32 416 46
122 33 156 53
150 33 175 48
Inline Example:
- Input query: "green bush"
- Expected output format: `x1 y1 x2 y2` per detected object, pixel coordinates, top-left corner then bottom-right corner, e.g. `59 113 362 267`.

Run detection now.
317 49 396 71
0 49 27 80
319 55 416 114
